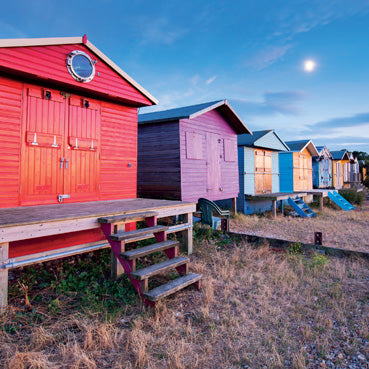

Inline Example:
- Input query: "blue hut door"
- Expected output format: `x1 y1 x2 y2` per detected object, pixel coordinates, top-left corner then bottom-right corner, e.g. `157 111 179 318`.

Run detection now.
322 158 329 187
206 133 221 195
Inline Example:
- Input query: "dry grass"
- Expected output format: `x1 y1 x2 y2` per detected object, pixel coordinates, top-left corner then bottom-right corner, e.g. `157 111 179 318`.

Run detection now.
1 236 368 368
231 200 369 252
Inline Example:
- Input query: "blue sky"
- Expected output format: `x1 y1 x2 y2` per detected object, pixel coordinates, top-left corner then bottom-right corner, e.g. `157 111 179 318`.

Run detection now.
1 0 369 152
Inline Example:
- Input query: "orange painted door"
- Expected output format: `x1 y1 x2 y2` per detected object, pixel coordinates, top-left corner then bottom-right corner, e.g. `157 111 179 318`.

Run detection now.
20 87 66 205
64 96 100 202
21 86 101 205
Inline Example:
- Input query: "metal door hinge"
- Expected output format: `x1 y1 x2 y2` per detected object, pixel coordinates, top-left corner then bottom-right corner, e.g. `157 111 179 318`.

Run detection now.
58 194 70 203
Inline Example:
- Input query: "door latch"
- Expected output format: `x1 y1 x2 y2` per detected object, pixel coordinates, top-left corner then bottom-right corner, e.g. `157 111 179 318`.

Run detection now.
57 194 70 203
65 158 69 169
60 157 64 169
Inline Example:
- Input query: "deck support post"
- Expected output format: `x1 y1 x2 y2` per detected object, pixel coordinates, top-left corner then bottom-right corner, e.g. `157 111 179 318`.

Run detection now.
111 224 124 279
272 200 277 219
0 242 9 314
232 197 237 214
319 195 324 211
182 213 193 255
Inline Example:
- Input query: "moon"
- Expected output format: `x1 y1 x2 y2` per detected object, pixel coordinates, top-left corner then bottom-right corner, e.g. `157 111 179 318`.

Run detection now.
304 60 316 72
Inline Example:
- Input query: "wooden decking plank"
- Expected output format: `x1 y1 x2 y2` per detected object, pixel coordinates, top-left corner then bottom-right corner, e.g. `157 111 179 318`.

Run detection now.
121 240 178 260
98 211 158 224
0 198 195 228
144 273 202 301
130 256 188 280
110 225 168 242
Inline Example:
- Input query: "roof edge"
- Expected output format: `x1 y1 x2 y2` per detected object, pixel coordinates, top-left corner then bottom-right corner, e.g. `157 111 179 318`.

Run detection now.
0 36 83 48
0 36 158 106
253 130 290 151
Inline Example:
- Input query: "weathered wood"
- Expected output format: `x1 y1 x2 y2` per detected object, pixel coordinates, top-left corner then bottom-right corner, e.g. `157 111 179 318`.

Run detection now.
130 256 188 280
245 192 308 201
111 246 124 279
0 242 9 313
272 200 277 218
98 211 158 224
181 213 193 255
110 225 168 243
232 197 237 214
144 272 202 302
121 240 179 260
319 195 324 211
0 199 196 243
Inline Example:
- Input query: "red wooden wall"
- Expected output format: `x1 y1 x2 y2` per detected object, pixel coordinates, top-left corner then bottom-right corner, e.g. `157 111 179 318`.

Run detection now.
0 41 152 257
0 44 151 106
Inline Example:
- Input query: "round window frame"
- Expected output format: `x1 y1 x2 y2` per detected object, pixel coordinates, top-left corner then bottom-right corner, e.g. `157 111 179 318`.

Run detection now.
66 50 96 83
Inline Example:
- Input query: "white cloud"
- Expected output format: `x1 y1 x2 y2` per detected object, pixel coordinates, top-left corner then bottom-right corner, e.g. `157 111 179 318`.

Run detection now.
205 76 217 85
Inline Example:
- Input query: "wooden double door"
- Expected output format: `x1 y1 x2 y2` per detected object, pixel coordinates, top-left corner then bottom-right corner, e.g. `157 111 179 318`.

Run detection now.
20 85 101 205
255 149 272 194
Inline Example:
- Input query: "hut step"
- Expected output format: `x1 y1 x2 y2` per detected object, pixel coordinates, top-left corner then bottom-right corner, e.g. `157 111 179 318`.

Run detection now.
288 196 316 218
121 240 179 260
327 191 355 211
144 273 202 302
98 211 158 224
110 225 168 243
130 256 189 280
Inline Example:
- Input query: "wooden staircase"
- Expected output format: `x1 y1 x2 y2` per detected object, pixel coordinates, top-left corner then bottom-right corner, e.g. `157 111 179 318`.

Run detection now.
327 191 355 211
98 211 202 306
288 196 316 218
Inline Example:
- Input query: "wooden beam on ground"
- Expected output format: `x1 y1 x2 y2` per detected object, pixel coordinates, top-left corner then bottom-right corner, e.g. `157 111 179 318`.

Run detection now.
0 242 9 313
181 213 193 255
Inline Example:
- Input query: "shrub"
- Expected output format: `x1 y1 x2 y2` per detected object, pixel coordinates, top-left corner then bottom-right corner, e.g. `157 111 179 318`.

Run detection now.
338 189 365 205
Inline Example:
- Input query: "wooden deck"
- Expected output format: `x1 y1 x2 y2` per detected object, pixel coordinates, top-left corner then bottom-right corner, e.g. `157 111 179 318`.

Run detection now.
244 192 308 218
0 198 196 311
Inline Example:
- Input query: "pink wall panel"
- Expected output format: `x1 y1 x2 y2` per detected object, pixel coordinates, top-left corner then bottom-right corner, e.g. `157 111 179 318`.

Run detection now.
179 109 239 202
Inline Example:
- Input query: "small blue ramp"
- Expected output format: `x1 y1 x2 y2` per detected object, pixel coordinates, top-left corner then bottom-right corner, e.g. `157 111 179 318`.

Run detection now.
328 191 355 211
288 196 316 218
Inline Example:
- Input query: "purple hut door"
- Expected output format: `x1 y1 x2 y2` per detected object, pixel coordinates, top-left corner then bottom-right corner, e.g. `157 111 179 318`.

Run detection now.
206 133 221 195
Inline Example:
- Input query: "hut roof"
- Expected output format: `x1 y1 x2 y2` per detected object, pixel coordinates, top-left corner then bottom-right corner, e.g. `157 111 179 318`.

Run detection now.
238 129 289 151
314 145 332 159
285 139 319 156
330 150 349 160
0 35 158 105
138 100 251 134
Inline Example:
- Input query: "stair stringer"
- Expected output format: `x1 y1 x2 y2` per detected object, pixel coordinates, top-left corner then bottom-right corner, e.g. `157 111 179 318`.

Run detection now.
328 191 355 211
288 196 316 218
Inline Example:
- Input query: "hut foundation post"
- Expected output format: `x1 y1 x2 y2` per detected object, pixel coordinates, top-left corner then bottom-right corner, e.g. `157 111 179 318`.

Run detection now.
0 242 9 313
319 195 324 211
182 213 193 255
280 200 284 215
232 197 237 214
272 200 277 219
111 224 124 279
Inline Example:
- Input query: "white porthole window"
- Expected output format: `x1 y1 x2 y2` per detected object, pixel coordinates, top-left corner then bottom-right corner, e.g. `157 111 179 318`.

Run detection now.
66 50 96 83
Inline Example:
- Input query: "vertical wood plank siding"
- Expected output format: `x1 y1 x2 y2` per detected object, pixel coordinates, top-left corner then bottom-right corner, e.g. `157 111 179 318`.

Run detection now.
0 76 22 208
0 45 151 106
100 102 138 199
271 151 280 192
180 110 239 202
137 122 181 200
279 152 294 192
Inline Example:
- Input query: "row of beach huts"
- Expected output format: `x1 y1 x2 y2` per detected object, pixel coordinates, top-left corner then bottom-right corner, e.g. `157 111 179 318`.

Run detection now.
0 36 365 308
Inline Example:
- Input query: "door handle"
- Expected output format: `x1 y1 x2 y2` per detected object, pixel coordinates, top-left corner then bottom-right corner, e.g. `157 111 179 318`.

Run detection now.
65 158 69 169
60 157 64 169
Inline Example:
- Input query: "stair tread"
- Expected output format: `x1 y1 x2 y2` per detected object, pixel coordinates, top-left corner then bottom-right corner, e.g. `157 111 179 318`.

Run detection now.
130 256 188 280
110 225 168 242
121 240 179 260
144 273 202 302
98 211 158 224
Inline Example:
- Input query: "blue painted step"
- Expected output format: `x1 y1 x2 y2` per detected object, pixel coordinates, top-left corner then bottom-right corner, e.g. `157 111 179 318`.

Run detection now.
327 191 355 211
288 196 316 218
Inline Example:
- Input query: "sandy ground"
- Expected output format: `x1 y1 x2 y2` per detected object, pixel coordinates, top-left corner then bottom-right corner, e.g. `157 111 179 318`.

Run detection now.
231 200 369 253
